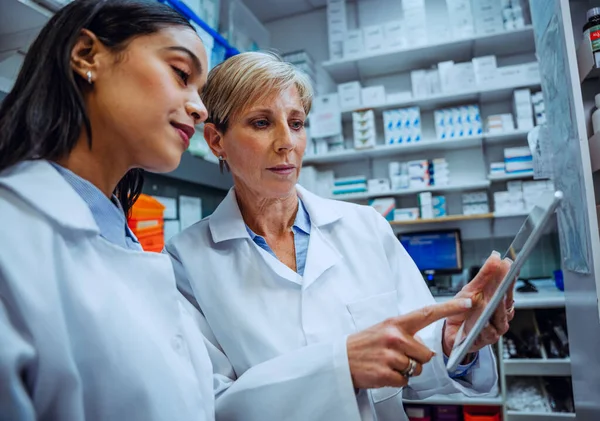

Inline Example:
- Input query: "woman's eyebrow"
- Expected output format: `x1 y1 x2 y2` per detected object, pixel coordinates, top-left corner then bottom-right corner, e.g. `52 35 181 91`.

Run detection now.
163 46 203 74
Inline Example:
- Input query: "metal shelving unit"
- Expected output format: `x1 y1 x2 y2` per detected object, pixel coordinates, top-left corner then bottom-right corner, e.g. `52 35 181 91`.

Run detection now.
303 129 532 165
323 26 536 83
330 180 491 202
340 80 541 119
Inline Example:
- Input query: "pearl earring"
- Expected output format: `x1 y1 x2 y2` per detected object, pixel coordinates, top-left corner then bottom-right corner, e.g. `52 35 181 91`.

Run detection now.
86 71 92 84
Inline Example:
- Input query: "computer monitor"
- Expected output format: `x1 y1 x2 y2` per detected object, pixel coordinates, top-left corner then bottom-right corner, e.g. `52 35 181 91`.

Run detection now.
397 229 463 276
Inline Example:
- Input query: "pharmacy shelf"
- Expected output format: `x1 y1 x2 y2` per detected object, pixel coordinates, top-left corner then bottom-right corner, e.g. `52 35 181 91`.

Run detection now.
323 26 535 83
340 80 542 120
303 136 482 165
484 129 531 144
506 411 575 421
389 211 528 227
513 290 566 309
391 213 493 226
503 359 571 377
330 180 491 202
494 211 530 218
163 152 233 190
488 172 534 181
403 396 503 406
303 130 533 166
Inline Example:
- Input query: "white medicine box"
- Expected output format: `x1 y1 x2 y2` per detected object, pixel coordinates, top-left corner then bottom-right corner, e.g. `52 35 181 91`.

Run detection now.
383 21 404 50
343 30 364 57
361 86 386 107
363 25 384 53
338 81 362 110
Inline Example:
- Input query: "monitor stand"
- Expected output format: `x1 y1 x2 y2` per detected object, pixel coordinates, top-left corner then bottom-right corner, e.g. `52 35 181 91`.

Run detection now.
424 270 456 296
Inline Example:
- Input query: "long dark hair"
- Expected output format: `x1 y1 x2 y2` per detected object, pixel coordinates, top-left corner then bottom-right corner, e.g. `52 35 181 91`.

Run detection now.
0 0 193 214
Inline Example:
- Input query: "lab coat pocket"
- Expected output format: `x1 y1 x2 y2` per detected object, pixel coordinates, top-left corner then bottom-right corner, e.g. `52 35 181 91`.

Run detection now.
346 290 399 331
346 290 402 403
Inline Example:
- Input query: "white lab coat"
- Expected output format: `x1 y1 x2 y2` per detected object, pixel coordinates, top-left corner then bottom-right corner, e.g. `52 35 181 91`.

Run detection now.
166 185 499 421
0 161 215 421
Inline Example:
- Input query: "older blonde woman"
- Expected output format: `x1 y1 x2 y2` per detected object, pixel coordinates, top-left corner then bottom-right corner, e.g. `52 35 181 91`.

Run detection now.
166 52 514 421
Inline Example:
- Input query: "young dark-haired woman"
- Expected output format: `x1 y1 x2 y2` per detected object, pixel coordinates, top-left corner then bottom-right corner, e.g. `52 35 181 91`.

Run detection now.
0 0 215 419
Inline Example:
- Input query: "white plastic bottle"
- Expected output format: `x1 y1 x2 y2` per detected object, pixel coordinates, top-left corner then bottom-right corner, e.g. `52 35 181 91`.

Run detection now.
593 93 600 135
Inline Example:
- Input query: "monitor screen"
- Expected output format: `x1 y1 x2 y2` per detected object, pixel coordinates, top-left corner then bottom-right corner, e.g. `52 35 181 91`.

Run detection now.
398 230 462 274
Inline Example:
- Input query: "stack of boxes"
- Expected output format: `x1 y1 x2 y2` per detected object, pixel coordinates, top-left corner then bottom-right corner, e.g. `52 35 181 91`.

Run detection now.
523 180 555 211
327 0 347 60
402 0 427 47
489 146 534 176
462 191 490 215
473 55 498 86
383 20 405 51
389 162 409 191
343 29 364 58
298 166 335 198
446 0 475 39
338 81 361 110
486 114 515 133
408 158 450 189
383 107 422 145
472 0 505 35
353 110 376 149
438 60 476 93
332 175 367 196
282 50 316 92
434 105 482 140
495 181 526 215
363 24 385 54
505 146 533 174
418 192 448 219
410 68 441 98
502 0 528 30
494 180 554 214
513 88 534 131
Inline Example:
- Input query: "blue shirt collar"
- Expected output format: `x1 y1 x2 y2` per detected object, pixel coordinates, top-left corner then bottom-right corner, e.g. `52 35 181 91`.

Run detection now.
245 198 311 239
49 162 140 248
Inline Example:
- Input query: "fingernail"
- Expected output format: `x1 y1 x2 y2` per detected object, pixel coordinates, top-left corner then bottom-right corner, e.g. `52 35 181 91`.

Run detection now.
491 250 501 258
461 298 473 309
504 257 514 263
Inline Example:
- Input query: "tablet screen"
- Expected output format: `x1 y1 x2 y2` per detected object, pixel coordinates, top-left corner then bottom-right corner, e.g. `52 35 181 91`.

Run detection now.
446 190 562 372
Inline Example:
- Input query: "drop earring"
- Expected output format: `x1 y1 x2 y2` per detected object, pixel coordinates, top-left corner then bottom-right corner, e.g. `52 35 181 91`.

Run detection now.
86 71 92 84
218 156 230 174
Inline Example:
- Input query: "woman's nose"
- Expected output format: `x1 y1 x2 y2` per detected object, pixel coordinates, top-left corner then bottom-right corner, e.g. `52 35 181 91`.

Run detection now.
186 99 208 125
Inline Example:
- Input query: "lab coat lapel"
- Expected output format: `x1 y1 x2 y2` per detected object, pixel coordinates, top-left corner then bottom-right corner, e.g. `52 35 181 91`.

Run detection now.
302 225 342 289
209 187 300 285
296 185 344 290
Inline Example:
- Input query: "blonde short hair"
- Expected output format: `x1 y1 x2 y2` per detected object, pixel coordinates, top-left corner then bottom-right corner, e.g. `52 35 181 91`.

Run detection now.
202 51 313 132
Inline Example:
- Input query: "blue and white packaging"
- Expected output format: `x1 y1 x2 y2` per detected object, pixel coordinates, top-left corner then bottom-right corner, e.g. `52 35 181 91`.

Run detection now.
369 198 396 221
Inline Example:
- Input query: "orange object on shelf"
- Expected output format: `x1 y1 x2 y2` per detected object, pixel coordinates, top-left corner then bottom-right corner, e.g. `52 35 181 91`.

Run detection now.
463 405 502 421
128 194 165 252
130 194 165 220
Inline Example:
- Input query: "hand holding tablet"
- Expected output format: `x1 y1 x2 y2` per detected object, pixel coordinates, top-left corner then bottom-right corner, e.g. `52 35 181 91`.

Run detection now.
445 190 563 373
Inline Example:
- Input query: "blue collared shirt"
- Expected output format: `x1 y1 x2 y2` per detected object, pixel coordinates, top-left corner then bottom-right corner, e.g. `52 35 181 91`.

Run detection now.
50 162 141 251
245 198 311 276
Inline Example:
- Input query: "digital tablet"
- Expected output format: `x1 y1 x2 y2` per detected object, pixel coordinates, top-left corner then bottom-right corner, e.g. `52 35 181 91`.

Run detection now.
446 190 563 373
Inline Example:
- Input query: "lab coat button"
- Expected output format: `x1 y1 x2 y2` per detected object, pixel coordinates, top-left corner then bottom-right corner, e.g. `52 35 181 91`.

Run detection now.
171 334 184 351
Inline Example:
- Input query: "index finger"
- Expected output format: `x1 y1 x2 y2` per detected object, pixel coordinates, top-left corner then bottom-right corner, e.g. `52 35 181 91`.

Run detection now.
395 298 473 335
